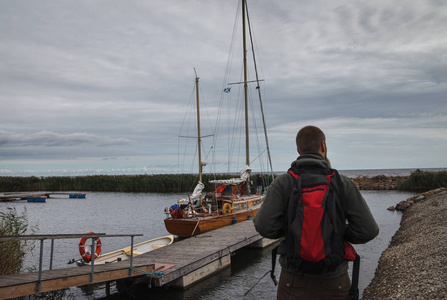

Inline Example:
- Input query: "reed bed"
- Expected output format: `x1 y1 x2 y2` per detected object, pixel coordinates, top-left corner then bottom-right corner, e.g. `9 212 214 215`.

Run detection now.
0 208 38 275
0 173 265 193
398 169 447 191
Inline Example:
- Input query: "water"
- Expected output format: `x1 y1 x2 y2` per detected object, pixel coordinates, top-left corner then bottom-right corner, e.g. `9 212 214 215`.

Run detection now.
1 188 416 299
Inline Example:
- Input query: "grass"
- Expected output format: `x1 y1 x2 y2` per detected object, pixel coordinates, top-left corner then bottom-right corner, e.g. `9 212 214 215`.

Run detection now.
0 208 38 275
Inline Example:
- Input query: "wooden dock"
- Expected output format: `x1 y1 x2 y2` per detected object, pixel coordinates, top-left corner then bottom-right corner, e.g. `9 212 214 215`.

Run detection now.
0 192 86 201
0 221 277 299
134 218 276 288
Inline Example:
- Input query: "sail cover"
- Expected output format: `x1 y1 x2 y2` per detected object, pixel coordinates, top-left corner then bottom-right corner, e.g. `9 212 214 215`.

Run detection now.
190 181 205 199
178 181 204 205
209 166 251 185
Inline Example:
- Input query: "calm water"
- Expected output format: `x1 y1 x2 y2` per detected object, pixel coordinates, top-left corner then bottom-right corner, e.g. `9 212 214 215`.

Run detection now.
1 189 416 299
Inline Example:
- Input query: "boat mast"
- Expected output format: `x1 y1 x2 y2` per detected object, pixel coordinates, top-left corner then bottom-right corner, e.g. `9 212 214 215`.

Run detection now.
194 69 202 183
242 0 249 168
245 5 275 180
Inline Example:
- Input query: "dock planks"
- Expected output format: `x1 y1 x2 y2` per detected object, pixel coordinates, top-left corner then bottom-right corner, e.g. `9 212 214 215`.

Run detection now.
0 220 273 299
132 219 267 287
0 261 160 299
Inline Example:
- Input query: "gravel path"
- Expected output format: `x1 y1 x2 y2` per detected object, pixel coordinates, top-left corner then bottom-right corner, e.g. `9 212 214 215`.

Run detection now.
362 188 447 300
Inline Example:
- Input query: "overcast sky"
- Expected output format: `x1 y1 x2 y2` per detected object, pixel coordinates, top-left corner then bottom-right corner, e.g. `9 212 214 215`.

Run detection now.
1 0 446 177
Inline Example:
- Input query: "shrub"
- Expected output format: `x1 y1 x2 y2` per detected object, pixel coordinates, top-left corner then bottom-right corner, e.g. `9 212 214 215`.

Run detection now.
0 208 38 275
398 170 447 192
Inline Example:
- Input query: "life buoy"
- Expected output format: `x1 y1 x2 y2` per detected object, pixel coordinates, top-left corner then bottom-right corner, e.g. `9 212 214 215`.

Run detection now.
79 232 102 263
222 203 232 214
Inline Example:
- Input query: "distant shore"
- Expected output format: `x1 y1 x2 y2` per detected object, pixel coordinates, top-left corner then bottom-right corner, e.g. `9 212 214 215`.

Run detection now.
0 174 409 193
1 170 445 193
362 188 447 299
350 175 407 190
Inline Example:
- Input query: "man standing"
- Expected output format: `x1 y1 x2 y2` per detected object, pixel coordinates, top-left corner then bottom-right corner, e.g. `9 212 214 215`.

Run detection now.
256 174 263 195
254 125 379 300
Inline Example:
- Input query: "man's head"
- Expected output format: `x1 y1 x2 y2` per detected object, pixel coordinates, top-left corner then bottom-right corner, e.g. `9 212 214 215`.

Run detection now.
296 125 327 156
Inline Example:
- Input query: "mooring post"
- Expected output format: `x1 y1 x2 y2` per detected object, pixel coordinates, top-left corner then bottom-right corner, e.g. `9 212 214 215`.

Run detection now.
128 235 135 276
49 239 55 270
90 236 96 282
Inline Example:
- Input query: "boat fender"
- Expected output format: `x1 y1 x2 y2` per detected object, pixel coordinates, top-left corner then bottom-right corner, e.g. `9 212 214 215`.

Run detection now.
223 203 232 214
79 232 102 263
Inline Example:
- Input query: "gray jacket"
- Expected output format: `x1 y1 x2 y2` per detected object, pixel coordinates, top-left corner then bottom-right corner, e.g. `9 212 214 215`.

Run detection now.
254 153 379 277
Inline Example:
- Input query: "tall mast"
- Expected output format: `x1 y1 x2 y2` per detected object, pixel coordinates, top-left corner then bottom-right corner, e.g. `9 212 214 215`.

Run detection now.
195 69 202 183
242 0 249 168
246 6 275 180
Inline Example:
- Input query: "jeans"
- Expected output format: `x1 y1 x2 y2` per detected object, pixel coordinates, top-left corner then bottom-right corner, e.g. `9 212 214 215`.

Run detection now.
277 269 351 300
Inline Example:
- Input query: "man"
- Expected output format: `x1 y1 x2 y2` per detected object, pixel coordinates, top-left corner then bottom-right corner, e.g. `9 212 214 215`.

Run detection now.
256 174 263 195
254 125 379 300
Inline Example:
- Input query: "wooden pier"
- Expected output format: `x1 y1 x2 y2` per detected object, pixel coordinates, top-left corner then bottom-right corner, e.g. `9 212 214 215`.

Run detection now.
0 221 277 299
0 192 86 201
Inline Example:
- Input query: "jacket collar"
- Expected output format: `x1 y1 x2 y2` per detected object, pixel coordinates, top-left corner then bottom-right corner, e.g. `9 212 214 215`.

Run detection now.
291 153 330 169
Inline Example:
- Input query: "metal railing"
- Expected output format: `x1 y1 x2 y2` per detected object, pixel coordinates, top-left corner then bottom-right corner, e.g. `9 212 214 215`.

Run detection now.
0 233 143 291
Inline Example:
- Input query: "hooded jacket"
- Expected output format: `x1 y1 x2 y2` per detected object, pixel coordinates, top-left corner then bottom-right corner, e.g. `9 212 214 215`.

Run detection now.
254 153 379 277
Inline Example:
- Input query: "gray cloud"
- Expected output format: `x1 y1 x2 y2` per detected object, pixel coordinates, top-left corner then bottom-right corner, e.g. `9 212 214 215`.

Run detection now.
0 0 446 176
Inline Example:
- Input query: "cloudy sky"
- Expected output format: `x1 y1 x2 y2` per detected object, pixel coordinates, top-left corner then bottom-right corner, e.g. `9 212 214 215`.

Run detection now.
1 0 446 177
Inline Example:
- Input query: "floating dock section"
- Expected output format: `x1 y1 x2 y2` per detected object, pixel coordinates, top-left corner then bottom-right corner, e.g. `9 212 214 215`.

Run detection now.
135 219 277 288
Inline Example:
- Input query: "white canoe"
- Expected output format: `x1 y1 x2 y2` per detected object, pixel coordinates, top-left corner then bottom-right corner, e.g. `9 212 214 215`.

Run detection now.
77 234 174 266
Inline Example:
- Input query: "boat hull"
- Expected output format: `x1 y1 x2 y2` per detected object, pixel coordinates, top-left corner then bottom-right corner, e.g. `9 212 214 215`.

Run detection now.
164 206 260 237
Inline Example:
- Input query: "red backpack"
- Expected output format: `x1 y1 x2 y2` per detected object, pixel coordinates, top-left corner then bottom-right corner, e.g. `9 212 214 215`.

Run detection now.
270 168 360 299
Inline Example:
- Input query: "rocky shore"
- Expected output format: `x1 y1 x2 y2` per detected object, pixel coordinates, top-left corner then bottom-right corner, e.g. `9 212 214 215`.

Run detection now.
350 175 407 190
362 188 447 299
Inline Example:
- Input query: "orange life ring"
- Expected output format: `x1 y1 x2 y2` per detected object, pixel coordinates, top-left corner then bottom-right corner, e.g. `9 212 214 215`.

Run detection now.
79 232 102 263
222 203 232 214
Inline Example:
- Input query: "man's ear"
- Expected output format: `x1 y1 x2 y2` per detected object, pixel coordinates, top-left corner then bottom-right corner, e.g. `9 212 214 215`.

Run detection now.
320 141 327 156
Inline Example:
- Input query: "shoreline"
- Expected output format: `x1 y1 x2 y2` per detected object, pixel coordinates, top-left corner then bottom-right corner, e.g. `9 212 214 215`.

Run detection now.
362 188 447 299
350 175 407 190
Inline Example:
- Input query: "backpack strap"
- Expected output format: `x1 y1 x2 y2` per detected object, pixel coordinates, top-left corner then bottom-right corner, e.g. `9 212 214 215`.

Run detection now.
349 254 360 300
270 245 279 286
269 168 300 285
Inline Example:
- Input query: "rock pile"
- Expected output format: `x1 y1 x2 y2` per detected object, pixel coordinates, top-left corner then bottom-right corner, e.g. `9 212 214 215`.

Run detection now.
350 175 407 190
362 188 447 300
387 187 447 211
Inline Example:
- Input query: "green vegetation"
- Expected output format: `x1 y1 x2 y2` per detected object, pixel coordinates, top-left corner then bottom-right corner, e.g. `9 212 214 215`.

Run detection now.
399 170 447 192
0 173 265 193
0 208 38 275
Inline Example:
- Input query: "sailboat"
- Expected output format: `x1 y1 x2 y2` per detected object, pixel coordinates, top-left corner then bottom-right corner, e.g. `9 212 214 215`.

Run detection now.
164 0 274 238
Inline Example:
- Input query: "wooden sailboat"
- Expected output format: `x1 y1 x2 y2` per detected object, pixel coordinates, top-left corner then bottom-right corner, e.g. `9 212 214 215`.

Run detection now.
164 0 273 238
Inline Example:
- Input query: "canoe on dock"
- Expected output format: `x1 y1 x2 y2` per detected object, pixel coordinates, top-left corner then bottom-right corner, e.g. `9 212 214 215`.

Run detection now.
76 234 174 266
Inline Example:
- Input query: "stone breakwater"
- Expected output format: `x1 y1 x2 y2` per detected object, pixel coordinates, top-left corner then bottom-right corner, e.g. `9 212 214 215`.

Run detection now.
350 175 407 190
362 188 447 300
387 187 446 211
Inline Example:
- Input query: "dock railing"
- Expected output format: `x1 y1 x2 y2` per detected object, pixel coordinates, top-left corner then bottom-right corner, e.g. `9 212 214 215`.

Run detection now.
0 233 143 292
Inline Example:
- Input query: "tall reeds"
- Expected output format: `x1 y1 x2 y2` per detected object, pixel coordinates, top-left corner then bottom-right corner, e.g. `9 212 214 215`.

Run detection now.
0 173 244 193
399 170 447 191
0 208 38 275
